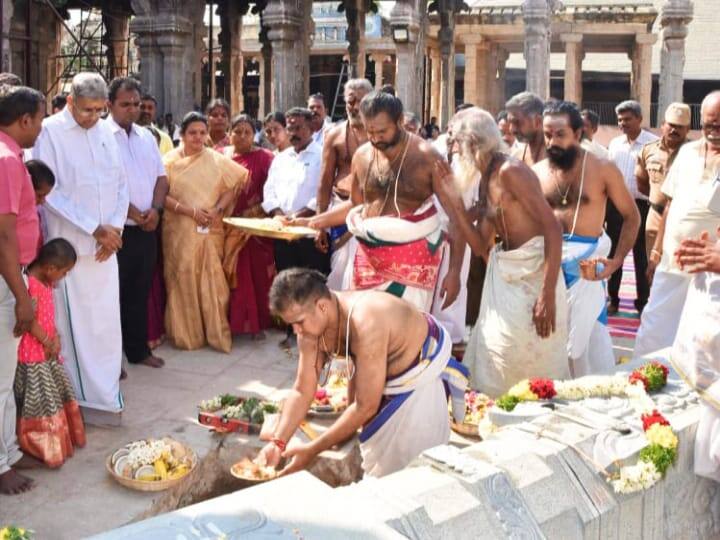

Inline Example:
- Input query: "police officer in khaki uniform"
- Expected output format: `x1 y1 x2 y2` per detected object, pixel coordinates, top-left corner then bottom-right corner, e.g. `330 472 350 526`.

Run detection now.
635 102 691 265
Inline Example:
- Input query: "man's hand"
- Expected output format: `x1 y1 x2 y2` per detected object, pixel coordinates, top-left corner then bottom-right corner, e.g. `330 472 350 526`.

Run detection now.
279 441 318 477
532 289 556 338
580 257 620 281
256 442 283 468
314 230 329 253
675 228 720 273
646 251 661 284
140 209 160 232
439 270 461 310
93 224 122 252
95 245 115 262
13 296 34 337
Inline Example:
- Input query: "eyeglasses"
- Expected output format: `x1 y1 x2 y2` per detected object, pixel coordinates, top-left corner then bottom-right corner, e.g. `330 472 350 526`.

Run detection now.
75 106 105 117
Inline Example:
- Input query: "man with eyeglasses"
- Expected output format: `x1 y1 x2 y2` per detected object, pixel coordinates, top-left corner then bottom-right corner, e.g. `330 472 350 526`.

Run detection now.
33 72 129 422
634 91 720 359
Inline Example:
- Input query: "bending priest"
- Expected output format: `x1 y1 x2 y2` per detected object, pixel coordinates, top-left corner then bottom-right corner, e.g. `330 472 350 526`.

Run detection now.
257 268 468 477
671 228 720 482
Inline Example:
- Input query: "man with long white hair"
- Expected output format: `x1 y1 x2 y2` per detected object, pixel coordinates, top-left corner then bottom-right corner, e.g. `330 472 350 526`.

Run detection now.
446 107 568 397
34 73 128 420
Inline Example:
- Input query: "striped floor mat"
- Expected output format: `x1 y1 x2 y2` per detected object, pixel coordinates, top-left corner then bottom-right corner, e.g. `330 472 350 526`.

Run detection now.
607 256 641 340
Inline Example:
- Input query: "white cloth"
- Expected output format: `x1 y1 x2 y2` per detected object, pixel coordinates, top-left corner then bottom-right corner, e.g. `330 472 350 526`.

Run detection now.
359 318 455 477
0 277 22 474
105 117 166 225
55 254 124 412
660 139 720 274
262 142 322 215
581 138 609 160
562 233 615 376
328 237 357 291
608 130 658 200
34 107 129 257
634 271 691 358
466 236 569 397
670 270 720 481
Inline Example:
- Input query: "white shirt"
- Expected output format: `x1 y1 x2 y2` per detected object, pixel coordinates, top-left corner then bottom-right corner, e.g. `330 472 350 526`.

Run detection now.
581 138 609 160
312 119 333 148
105 117 166 225
608 130 658 200
660 139 720 274
262 141 322 215
34 107 129 257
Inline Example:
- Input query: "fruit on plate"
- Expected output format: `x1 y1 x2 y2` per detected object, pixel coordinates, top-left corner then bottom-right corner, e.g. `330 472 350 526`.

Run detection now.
111 437 193 483
231 458 277 481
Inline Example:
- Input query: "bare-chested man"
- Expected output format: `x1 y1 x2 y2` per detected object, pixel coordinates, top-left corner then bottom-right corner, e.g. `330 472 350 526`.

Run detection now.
443 107 568 397
293 92 468 312
257 268 468 477
316 79 373 290
505 91 547 167
534 101 640 376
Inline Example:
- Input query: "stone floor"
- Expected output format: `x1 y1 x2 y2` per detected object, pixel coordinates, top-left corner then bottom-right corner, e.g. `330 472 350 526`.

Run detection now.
0 327 634 539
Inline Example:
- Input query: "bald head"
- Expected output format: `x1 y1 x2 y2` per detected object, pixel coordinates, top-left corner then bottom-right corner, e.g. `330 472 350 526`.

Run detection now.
702 91 720 150
701 91 720 114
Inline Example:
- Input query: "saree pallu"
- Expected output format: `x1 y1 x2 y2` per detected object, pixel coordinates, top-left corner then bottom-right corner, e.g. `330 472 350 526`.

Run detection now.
162 148 247 352
14 358 86 468
347 200 444 312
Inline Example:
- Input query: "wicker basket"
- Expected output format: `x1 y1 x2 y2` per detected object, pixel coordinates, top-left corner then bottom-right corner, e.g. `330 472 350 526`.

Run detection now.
105 446 197 492
450 421 481 439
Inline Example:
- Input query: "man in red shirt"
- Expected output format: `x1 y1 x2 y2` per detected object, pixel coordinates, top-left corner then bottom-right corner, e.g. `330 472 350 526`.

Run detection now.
0 84 45 494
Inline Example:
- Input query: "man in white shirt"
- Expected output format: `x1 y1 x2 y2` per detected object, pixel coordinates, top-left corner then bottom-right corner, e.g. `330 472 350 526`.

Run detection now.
635 91 720 357
105 77 168 372
308 93 332 148
263 107 328 347
580 109 609 159
607 100 658 314
34 72 129 418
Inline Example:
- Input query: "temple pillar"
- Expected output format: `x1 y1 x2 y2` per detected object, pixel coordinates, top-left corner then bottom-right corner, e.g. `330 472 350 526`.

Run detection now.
390 0 427 116
130 0 205 117
345 0 366 79
1 0 12 72
371 53 385 89
462 40 479 108
561 33 584 105
438 9 455 127
494 48 508 112
218 0 244 113
259 19 272 116
657 0 693 126
630 34 656 126
522 0 551 99
264 0 308 112
430 48 441 120
103 9 130 78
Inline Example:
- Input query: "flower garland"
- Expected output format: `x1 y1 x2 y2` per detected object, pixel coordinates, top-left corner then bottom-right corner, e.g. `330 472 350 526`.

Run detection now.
492 362 677 494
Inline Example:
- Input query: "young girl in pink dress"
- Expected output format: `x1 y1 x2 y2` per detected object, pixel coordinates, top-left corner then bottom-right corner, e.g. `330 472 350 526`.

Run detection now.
14 238 86 468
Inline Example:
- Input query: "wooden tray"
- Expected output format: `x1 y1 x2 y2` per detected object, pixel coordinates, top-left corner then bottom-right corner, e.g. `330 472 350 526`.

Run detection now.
223 217 317 241
106 446 197 492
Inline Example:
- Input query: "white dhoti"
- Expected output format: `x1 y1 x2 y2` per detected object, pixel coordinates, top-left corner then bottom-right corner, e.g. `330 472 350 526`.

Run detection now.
359 315 468 477
347 200 444 312
562 233 615 376
430 243 471 344
670 271 720 482
634 271 691 358
466 236 569 398
327 193 357 291
56 254 124 412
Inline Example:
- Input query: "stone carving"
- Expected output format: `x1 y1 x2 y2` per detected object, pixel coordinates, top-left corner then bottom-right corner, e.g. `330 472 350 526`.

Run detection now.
521 0 551 99
657 0 694 125
485 473 546 540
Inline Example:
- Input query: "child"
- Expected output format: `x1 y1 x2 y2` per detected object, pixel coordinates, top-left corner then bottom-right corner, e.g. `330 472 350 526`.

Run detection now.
14 238 86 468
25 159 54 206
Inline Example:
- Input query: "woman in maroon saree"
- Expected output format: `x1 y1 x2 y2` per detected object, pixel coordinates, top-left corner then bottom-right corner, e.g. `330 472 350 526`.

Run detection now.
223 114 276 338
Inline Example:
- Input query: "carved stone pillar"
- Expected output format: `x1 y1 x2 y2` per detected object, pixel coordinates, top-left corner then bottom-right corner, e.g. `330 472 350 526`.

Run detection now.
522 0 551 100
371 54 385 90
131 1 206 118
1 0 13 72
630 34 657 126
438 10 455 128
345 0 366 79
264 0 308 112
462 40 479 108
494 48 509 113
657 0 693 126
103 9 130 78
259 18 272 116
430 48 441 120
561 33 584 105
219 1 244 113
390 0 427 117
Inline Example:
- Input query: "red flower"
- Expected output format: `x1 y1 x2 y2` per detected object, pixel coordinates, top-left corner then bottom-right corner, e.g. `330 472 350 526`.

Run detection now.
629 371 650 391
641 410 670 431
529 378 557 399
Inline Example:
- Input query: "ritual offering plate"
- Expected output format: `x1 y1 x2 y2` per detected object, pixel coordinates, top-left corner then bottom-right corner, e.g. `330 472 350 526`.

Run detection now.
106 437 196 492
450 390 492 438
223 217 317 241
197 395 279 434
308 373 348 418
230 457 278 483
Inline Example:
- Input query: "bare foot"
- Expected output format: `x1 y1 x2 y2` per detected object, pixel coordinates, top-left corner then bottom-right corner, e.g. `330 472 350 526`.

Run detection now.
251 332 266 341
138 354 164 368
120 368 128 380
13 453 42 470
0 469 35 495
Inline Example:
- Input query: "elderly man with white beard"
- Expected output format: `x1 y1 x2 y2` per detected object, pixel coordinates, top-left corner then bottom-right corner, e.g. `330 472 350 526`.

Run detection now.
445 107 568 398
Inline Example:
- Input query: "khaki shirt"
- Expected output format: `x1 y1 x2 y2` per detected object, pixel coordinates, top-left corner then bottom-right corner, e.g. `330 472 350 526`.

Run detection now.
636 138 685 232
